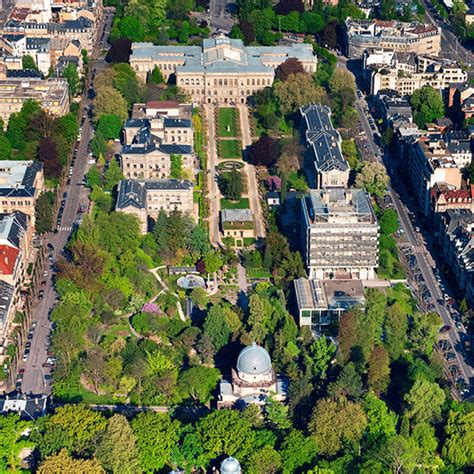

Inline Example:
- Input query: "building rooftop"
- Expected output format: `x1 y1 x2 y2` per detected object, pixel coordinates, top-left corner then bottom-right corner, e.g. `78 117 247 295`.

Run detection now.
300 103 349 174
116 179 146 210
236 343 272 375
143 179 193 191
131 37 316 75
305 188 376 223
0 280 14 330
0 211 27 249
221 208 253 222
294 277 366 311
0 161 42 198
0 394 48 420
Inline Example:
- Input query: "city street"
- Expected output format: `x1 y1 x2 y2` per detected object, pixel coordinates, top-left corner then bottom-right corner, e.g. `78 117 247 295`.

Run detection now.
353 87 473 394
18 11 114 395
422 0 473 67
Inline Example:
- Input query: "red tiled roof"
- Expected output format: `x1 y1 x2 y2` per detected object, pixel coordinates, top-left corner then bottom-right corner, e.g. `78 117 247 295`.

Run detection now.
146 100 179 109
0 246 18 276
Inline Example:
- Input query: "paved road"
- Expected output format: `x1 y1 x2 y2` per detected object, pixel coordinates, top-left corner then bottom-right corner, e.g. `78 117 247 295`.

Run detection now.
422 0 473 66
351 81 473 393
204 105 222 246
237 104 265 239
18 11 115 395
207 0 234 32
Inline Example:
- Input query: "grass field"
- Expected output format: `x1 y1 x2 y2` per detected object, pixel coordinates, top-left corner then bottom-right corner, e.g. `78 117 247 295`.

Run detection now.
218 139 242 159
218 108 238 137
220 197 250 209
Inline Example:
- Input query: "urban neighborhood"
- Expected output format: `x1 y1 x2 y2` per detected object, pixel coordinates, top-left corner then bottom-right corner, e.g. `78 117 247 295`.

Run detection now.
0 0 473 471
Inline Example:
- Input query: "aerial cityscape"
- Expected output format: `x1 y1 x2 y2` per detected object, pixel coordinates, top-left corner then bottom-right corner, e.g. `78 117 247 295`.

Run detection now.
0 0 473 471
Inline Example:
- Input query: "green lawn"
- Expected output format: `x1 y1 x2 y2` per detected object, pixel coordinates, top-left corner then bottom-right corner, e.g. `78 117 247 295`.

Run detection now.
218 108 238 137
220 197 250 209
218 139 242 159
247 267 271 278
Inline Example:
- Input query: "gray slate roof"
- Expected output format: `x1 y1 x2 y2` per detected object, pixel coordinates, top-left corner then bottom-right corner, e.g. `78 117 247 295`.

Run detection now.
221 208 253 222
116 180 146 210
300 104 349 173
0 211 28 248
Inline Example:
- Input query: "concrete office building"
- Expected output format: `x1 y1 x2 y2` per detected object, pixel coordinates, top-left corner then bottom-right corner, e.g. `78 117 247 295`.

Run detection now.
345 18 441 59
301 188 379 280
300 103 350 189
294 277 366 330
130 36 318 104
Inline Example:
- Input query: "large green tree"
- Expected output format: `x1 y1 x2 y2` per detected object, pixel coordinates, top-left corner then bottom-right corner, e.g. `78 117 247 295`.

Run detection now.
196 409 256 461
95 415 140 473
309 396 367 456
411 85 445 129
131 412 181 472
404 378 446 424
442 409 474 467
0 414 32 472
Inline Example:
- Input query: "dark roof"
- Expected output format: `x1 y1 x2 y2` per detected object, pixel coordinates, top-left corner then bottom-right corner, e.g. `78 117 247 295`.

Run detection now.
158 144 193 155
300 103 349 174
0 211 28 248
124 118 149 129
0 280 14 327
116 180 146 210
163 118 192 128
143 179 193 190
0 394 48 420
26 37 50 49
6 69 42 79
3 34 24 42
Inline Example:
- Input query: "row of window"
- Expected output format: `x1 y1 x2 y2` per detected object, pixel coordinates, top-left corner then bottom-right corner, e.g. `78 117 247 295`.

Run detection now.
1 200 32 206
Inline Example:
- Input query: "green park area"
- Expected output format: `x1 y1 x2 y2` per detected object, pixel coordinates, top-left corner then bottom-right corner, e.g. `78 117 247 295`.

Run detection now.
218 139 242 160
220 197 250 210
217 107 239 137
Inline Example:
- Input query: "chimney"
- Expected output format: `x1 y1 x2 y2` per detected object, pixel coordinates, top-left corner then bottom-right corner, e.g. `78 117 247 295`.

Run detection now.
345 189 352 204
322 190 330 205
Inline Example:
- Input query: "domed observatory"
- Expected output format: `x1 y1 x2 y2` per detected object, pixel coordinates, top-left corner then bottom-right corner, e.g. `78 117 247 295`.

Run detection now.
220 457 242 474
218 343 286 408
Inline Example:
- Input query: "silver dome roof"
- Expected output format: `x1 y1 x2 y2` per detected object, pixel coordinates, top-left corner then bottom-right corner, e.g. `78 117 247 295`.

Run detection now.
236 343 272 375
221 457 241 473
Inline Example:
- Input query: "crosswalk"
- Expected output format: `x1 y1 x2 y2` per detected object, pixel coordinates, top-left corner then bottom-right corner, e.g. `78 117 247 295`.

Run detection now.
412 246 425 253
57 226 73 232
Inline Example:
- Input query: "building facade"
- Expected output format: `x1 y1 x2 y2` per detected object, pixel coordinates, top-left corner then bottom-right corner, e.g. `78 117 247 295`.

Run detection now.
0 161 44 227
116 179 194 234
294 277 365 331
130 37 318 104
301 188 379 280
220 209 255 246
407 137 463 215
345 18 441 59
364 50 467 95
0 78 69 125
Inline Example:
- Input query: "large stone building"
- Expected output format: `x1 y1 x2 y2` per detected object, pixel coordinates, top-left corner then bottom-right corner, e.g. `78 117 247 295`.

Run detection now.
130 37 318 104
301 188 379 280
115 179 194 234
0 211 31 346
0 160 44 227
120 118 195 180
0 77 69 125
364 50 467 95
345 18 441 59
438 209 474 308
300 103 350 189
218 343 286 408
